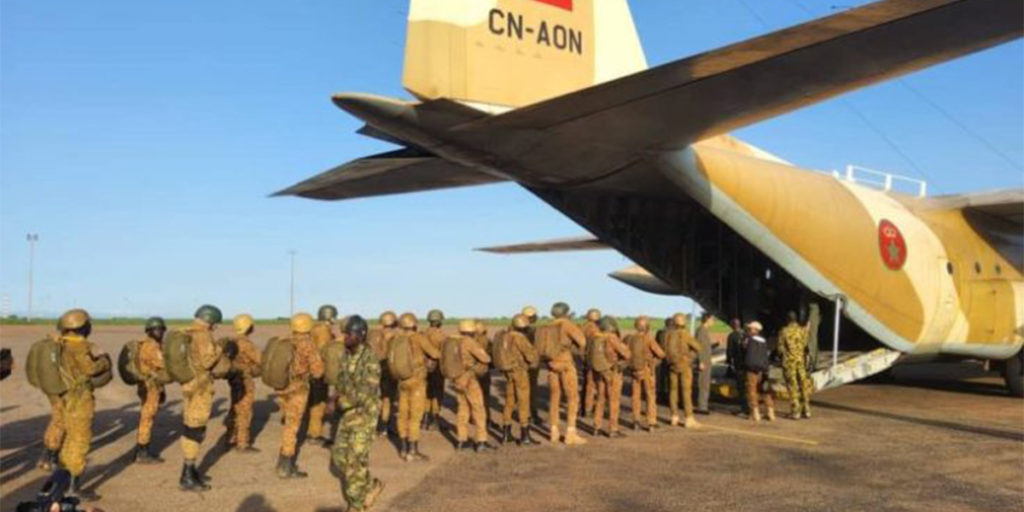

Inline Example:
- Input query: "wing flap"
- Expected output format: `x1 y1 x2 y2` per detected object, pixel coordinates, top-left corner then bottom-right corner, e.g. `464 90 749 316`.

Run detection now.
475 236 609 254
273 148 504 200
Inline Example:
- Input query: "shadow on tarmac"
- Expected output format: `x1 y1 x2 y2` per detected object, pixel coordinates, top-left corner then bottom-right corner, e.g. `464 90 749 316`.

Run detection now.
813 400 1024 442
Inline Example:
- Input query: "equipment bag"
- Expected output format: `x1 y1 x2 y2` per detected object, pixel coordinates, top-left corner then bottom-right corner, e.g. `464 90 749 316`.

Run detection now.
26 337 67 396
744 336 770 373
492 331 518 372
367 329 389 362
163 330 196 384
534 323 567 361
322 340 347 388
387 334 416 381
440 337 465 379
118 340 143 386
90 354 113 388
587 335 612 373
627 334 649 371
261 337 295 391
664 330 685 365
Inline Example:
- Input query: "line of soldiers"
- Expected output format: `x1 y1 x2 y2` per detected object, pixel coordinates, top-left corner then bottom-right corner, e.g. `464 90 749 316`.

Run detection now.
32 302 813 511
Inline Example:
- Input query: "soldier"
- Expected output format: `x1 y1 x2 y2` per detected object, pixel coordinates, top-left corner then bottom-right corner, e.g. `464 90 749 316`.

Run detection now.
55 309 111 500
393 313 440 462
452 320 495 452
422 309 446 431
497 315 539 445
521 306 543 426
653 316 674 405
725 318 749 414
308 305 338 447
544 302 588 446
743 321 776 423
134 317 167 464
227 313 261 453
332 315 385 512
695 313 716 415
276 312 325 478
625 316 665 431
664 313 703 428
373 311 399 437
473 321 494 429
179 304 225 492
591 316 631 438
580 308 601 420
779 311 812 419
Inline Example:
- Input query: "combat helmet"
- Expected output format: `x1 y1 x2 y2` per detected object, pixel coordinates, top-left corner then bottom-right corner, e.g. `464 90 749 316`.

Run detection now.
379 311 398 328
233 314 254 335
458 319 477 334
144 316 167 333
598 316 618 333
427 309 445 324
551 302 571 318
585 308 601 322
634 316 650 332
194 304 223 326
398 313 418 330
671 313 688 328
511 314 529 330
58 308 91 332
291 313 314 334
317 305 339 323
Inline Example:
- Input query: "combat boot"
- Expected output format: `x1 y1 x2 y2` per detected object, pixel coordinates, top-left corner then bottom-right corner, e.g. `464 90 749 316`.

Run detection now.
751 409 762 423
474 441 496 453
564 427 588 446
670 414 680 427
519 426 536 446
179 462 210 492
398 439 410 461
549 425 560 444
134 444 164 464
500 425 512 444
456 440 471 451
610 430 627 439
409 442 430 462
802 409 812 419
376 420 387 438
683 416 701 429
766 408 776 422
70 475 99 502
36 449 56 471
290 457 309 478
365 478 385 509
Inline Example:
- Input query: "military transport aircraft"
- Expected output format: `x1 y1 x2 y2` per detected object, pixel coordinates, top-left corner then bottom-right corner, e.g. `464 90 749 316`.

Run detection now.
275 0 1024 395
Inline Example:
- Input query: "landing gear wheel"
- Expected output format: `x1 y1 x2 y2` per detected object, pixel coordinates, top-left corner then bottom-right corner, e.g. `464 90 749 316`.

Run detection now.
1003 350 1024 398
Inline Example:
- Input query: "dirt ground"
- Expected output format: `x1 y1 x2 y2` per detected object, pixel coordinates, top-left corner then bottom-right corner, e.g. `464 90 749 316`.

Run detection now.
1 324 1021 512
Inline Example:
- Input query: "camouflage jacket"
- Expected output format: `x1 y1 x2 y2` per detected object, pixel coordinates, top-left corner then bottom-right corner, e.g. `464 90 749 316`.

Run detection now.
337 343 381 422
779 322 808 362
60 334 110 392
137 334 166 384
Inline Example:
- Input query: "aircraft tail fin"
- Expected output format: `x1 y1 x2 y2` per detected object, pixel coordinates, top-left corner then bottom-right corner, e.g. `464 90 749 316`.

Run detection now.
403 0 647 109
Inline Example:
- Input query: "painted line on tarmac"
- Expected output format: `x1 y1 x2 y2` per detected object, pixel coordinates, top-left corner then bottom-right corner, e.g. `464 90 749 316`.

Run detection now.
701 424 820 446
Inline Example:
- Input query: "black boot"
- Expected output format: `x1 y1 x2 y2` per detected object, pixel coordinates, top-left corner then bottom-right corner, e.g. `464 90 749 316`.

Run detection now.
290 457 308 478
456 440 471 451
474 441 496 453
134 444 163 464
70 475 99 502
376 420 387 438
36 449 55 471
519 425 536 446
275 454 292 479
179 462 209 491
500 426 512 444
398 439 410 461
409 441 430 462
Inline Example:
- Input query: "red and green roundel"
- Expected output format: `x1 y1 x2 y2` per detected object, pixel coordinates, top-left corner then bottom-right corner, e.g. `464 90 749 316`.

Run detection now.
534 0 573 10
878 219 907 270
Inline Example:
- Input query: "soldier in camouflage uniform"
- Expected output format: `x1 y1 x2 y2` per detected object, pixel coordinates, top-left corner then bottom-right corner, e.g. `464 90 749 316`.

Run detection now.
135 317 168 464
498 315 539 445
55 309 111 501
373 311 399 437
394 313 439 462
580 308 601 420
276 312 325 478
179 304 226 492
332 315 385 512
473 321 494 429
626 316 665 431
779 311 813 419
665 314 703 429
308 305 338 446
452 320 495 452
422 309 447 431
592 316 631 438
227 313 261 453
521 306 543 425
545 302 588 446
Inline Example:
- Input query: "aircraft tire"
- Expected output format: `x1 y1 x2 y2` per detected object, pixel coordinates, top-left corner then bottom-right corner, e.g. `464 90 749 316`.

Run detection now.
1004 350 1024 398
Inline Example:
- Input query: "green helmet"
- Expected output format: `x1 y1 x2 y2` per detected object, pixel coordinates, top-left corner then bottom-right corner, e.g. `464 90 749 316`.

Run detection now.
427 309 445 323
194 304 223 325
551 302 571 318
598 315 618 333
317 304 339 322
144 317 167 332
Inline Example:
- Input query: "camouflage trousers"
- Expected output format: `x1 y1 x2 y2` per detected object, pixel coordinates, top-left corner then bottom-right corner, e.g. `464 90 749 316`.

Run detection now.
594 370 623 434
397 376 426 442
454 374 487 443
59 389 94 477
783 357 812 415
548 362 580 432
333 410 378 510
181 377 214 461
582 366 596 418
502 368 531 427
278 384 310 457
668 366 695 419
307 378 329 439
43 394 65 451
630 367 658 427
228 377 255 447
426 367 445 416
136 382 163 445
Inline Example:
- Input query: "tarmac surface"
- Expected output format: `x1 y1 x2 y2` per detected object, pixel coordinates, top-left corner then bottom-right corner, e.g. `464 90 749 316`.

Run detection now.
1 324 1022 512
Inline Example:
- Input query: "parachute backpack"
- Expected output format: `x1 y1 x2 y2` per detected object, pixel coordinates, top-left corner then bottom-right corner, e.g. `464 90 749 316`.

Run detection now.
664 329 686 366
387 333 416 381
26 336 67 396
90 354 114 388
162 330 195 384
533 323 568 361
118 340 144 386
440 337 465 379
587 334 612 373
626 334 650 371
491 330 517 372
261 337 295 391
322 340 348 388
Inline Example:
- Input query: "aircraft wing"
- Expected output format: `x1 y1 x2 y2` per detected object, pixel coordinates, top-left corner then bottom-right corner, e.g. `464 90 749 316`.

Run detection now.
273 148 504 200
476 236 609 254
464 0 1023 154
927 188 1024 271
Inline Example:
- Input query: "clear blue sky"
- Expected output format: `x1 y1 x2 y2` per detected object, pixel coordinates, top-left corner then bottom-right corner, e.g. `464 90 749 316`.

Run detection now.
1 0 1021 319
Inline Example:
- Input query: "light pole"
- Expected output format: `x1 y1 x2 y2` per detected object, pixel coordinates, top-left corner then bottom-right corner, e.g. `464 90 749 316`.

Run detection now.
289 250 296 316
26 234 38 322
